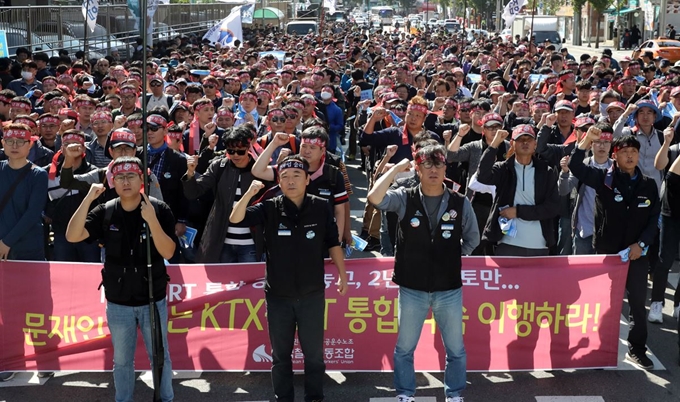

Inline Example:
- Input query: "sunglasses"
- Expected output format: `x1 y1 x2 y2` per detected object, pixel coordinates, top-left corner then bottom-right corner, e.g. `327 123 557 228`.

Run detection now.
285 113 299 119
148 125 163 132
204 85 216 89
226 148 248 155
270 116 286 123
459 108 471 113
150 82 163 87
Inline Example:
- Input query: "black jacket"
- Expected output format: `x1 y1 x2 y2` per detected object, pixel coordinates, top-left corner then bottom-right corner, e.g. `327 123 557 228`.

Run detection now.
568 147 660 253
240 194 340 299
476 146 560 246
138 147 189 223
182 157 268 263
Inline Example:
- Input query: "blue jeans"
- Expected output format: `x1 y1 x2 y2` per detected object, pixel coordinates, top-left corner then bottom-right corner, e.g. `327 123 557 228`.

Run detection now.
572 233 595 255
106 299 173 402
53 231 101 262
219 243 257 263
394 287 466 398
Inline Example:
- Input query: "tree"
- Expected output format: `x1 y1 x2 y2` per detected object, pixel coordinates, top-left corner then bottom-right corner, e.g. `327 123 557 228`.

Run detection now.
588 0 613 48
572 0 587 46
542 0 562 16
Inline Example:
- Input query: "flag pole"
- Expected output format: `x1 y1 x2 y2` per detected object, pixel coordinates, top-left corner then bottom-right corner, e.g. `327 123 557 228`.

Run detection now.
140 0 164 400
83 0 90 63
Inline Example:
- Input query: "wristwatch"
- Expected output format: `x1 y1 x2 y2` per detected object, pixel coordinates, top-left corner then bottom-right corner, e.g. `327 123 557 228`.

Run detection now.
638 241 646 249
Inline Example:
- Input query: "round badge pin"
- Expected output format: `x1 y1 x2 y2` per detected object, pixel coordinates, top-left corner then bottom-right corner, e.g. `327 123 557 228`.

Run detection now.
410 217 420 228
450 209 458 219
306 230 315 239
614 195 623 202
442 230 451 239
442 212 450 221
164 172 172 179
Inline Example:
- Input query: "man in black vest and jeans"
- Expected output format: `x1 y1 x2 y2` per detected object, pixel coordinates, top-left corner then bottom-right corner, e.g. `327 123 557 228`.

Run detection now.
65 156 177 401
368 144 479 402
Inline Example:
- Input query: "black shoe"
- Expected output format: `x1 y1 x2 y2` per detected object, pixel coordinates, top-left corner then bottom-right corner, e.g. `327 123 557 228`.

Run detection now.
359 229 370 240
364 237 381 252
37 372 54 378
626 351 654 369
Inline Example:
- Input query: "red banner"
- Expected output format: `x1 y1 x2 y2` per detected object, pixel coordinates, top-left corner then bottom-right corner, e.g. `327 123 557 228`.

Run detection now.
0 256 628 372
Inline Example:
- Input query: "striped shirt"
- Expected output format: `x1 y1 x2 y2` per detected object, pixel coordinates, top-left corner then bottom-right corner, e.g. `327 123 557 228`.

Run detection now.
87 139 112 168
225 174 255 245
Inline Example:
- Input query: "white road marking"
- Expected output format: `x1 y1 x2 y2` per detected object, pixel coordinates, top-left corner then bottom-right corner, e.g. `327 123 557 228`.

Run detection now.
535 397 605 402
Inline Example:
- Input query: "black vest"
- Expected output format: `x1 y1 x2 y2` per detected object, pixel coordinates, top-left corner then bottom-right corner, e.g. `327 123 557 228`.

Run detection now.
394 187 464 292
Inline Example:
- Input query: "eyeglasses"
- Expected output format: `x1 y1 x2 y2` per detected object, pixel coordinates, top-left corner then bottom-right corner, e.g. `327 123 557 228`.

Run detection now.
4 138 28 147
103 86 114 90
270 116 286 123
113 173 139 183
226 148 248 155
121 95 136 101
92 121 110 126
593 141 611 147
419 160 446 169
148 125 163 132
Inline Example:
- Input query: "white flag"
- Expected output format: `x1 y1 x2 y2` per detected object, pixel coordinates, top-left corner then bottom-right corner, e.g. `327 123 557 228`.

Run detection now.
203 8 242 47
502 0 527 29
241 4 255 24
323 0 336 15
82 0 99 33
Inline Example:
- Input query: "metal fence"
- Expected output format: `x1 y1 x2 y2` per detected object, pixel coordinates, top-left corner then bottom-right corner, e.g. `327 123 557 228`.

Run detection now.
0 3 237 60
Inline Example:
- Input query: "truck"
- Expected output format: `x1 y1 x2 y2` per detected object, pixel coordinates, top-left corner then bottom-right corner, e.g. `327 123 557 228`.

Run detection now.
286 20 319 35
512 15 564 51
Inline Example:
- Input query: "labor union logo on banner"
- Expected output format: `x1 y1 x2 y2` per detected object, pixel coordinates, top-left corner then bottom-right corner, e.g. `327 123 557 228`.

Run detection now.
219 27 236 45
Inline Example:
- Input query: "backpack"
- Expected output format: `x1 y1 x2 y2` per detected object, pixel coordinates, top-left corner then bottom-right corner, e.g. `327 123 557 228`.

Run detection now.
101 197 161 235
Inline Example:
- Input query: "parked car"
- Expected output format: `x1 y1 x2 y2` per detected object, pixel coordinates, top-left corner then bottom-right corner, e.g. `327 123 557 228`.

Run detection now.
632 39 680 63
29 21 133 60
36 34 106 60
0 24 60 58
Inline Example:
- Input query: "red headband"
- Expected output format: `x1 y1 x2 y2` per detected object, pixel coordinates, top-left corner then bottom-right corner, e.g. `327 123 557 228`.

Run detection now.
217 108 234 117
91 111 112 122
599 132 614 142
111 162 143 177
147 115 168 127
194 102 212 112
10 101 31 110
14 118 36 128
301 137 326 147
167 131 183 140
102 79 117 87
407 104 428 114
559 72 575 81
119 87 136 95
75 99 96 108
62 133 85 145
51 99 67 108
39 116 60 125
127 119 143 128
240 93 257 102
4 128 31 140
415 152 446 165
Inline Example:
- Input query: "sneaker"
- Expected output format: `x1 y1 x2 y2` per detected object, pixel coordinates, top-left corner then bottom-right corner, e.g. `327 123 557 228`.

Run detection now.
648 301 663 323
626 351 654 369
447 398 464 402
674 304 680 319
397 396 415 402
37 371 54 378
0 372 15 381
364 236 381 252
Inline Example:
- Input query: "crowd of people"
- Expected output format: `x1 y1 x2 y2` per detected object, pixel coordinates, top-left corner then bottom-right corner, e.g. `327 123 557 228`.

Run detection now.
1 20 680 402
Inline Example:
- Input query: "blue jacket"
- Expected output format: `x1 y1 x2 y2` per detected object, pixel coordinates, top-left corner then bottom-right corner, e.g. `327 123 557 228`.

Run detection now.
323 101 344 151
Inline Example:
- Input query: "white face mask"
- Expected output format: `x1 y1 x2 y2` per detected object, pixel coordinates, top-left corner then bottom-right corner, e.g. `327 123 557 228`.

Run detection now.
21 71 33 80
320 92 333 100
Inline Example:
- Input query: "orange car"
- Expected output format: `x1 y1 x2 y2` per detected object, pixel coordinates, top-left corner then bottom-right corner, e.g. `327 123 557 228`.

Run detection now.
632 38 680 63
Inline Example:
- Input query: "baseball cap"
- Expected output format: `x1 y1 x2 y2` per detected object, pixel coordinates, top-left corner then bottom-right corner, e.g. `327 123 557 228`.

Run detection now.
110 128 136 148
605 101 626 111
480 113 503 127
511 124 536 140
554 100 574 112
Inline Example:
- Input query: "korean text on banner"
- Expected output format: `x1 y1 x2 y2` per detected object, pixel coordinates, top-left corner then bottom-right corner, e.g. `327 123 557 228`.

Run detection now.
0 256 628 372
